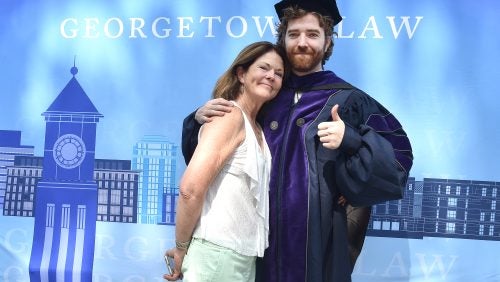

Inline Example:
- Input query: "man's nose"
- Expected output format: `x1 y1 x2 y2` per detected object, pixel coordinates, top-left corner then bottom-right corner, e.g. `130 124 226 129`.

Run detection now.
297 34 307 46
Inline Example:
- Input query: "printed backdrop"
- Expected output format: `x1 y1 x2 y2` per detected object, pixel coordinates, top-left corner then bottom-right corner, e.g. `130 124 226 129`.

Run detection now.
1 0 499 281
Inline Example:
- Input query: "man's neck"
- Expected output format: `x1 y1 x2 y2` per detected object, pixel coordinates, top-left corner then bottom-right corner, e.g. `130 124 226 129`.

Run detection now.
292 69 323 77
292 67 324 77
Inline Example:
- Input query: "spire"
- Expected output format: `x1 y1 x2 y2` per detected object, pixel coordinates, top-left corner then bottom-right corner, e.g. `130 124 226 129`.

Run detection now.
43 61 103 118
71 55 78 77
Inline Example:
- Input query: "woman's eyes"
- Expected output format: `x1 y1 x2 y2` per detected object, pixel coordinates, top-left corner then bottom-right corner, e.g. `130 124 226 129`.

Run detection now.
258 65 283 78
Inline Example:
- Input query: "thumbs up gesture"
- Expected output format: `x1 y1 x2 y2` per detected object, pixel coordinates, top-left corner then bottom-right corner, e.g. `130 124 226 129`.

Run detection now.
317 104 345 149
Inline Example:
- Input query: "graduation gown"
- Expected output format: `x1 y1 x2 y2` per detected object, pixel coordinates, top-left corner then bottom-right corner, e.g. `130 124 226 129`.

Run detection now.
182 70 413 282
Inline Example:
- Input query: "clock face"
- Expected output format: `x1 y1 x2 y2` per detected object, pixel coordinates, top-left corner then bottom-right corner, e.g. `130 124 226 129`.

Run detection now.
52 134 86 169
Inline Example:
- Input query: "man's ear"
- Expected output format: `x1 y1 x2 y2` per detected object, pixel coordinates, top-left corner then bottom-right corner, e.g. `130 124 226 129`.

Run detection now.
324 36 332 52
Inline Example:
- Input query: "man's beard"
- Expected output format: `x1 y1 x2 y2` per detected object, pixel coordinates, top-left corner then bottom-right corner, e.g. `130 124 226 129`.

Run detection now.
288 49 324 73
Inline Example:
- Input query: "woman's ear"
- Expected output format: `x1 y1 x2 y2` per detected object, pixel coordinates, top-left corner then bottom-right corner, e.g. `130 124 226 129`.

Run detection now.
236 66 245 84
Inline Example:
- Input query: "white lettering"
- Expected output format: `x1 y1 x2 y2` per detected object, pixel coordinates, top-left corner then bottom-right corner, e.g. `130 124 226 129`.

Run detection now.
152 17 171 38
252 16 276 37
200 16 221 38
358 16 383 39
156 237 169 253
92 273 113 282
124 275 146 282
2 266 24 282
336 18 354 39
94 234 118 260
58 16 423 40
352 254 377 276
83 18 100 39
130 18 147 38
124 236 149 261
177 17 194 38
382 252 408 277
4 228 29 253
93 273 165 282
416 253 458 280
60 18 78 39
227 16 247 38
104 18 124 39
427 129 467 158
387 16 423 39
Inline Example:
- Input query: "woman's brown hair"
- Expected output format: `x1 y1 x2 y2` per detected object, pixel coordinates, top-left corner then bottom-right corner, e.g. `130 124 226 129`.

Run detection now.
212 41 287 100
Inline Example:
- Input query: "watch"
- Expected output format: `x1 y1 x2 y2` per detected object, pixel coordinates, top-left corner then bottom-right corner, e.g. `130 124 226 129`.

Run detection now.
52 134 86 169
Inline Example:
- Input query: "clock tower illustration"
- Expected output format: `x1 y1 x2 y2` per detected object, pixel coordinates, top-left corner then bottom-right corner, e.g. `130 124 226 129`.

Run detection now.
29 65 103 282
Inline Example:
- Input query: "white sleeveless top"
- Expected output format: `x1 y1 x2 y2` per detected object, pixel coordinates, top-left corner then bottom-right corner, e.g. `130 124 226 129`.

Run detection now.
192 101 271 257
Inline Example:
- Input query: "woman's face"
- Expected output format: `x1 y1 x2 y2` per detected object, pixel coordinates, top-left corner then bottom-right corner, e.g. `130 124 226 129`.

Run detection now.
238 50 284 102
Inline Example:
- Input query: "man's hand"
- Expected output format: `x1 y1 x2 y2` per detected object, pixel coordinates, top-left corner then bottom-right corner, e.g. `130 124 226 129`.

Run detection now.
317 104 345 149
338 195 347 206
195 98 233 124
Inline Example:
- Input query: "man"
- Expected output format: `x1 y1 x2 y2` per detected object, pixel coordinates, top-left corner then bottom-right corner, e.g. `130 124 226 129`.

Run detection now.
182 0 413 281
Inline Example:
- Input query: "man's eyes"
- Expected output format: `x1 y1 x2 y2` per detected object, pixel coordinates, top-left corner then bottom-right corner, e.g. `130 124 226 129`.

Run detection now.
287 32 320 38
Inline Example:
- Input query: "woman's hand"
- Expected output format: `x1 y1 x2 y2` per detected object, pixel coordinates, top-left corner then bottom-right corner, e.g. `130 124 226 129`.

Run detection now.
163 247 187 281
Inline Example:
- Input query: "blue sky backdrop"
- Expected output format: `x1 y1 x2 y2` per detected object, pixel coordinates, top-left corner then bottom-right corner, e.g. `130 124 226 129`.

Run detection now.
1 0 499 182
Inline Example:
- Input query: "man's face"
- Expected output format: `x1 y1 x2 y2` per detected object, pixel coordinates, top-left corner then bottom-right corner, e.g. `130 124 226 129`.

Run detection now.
285 13 331 76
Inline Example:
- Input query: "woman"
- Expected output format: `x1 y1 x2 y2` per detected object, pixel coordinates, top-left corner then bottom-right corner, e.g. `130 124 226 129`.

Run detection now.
164 41 287 282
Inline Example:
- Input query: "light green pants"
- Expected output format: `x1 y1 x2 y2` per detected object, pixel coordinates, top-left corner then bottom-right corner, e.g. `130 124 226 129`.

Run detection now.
181 238 256 282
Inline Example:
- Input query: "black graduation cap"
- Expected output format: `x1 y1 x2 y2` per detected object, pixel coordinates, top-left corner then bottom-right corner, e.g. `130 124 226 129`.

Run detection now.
274 0 342 26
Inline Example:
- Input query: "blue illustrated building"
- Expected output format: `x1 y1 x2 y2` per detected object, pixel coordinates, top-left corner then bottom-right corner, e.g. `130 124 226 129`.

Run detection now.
132 135 178 225
0 130 34 212
29 66 103 282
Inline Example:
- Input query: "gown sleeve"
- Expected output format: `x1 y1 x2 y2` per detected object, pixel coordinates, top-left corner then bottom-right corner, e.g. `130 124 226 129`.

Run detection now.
181 110 202 165
335 90 414 206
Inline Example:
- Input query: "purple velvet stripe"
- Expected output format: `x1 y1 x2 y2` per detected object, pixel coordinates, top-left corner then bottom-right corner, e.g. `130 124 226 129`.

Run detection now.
365 113 413 172
395 151 413 172
383 134 412 151
366 113 402 132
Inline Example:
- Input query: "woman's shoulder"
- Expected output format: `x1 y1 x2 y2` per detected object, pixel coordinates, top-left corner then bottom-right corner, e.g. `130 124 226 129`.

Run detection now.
201 104 245 140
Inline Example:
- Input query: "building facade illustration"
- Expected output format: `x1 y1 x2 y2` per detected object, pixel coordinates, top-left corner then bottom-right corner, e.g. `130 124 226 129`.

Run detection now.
0 130 34 211
368 178 500 241
28 66 103 282
94 159 139 223
3 156 139 223
421 178 499 239
3 156 43 217
132 135 178 224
